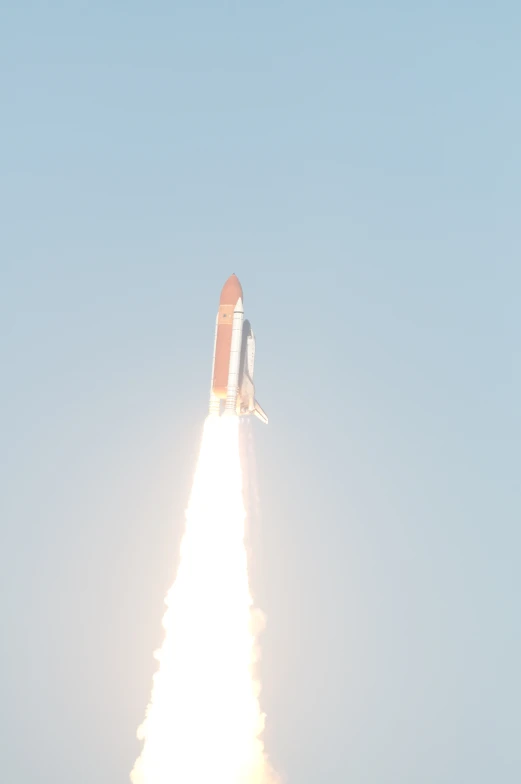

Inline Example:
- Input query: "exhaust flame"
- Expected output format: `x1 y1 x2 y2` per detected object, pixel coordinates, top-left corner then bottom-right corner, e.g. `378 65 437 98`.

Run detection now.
131 416 277 784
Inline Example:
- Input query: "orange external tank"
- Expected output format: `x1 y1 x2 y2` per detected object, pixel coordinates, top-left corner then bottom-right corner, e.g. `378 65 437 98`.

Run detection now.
212 274 243 398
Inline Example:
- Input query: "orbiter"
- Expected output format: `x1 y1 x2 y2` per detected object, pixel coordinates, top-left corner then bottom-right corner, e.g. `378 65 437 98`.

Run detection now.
209 274 268 424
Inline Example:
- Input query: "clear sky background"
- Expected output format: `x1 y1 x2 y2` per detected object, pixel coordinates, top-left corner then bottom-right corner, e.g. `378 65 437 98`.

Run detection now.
1 1 520 782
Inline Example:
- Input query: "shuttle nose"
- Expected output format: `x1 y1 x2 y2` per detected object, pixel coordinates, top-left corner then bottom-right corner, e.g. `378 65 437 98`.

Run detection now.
219 274 243 306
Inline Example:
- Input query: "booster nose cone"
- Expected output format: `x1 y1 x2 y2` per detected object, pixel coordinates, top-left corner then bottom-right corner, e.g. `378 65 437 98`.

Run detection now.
219 274 243 306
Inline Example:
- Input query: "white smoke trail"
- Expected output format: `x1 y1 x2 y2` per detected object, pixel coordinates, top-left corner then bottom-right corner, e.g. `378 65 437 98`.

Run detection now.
131 415 277 784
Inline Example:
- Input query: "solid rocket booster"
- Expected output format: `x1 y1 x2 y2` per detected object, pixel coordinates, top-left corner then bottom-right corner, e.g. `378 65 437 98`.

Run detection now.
209 274 268 423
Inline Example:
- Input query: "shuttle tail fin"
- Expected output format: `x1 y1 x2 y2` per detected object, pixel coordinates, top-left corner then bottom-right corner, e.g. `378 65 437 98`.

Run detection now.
253 400 268 425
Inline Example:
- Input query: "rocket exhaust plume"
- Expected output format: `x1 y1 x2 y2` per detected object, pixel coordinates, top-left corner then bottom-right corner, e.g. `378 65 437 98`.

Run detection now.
131 276 275 784
131 417 276 784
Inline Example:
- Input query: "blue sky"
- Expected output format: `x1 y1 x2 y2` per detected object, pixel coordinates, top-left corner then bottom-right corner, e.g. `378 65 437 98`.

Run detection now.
1 2 520 782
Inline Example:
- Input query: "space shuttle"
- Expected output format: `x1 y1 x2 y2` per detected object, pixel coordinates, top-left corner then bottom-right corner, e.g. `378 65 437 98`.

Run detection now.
208 274 268 424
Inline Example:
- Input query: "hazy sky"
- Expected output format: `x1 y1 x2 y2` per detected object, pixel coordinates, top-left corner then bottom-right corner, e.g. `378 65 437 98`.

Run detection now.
1 1 520 782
